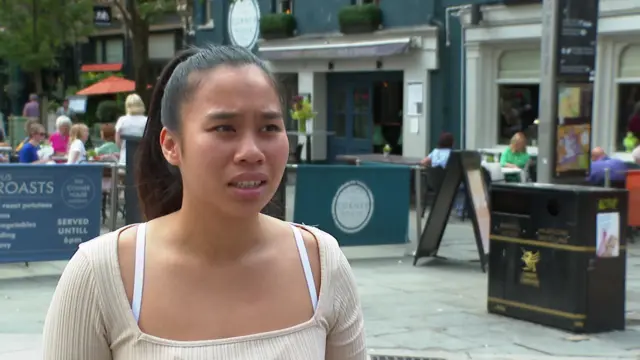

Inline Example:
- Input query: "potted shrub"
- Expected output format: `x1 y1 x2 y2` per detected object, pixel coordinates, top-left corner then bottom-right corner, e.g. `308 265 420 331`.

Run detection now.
260 13 297 40
338 3 382 34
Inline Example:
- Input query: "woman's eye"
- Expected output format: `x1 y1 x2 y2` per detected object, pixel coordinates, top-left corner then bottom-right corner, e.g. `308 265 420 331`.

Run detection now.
211 125 235 132
262 124 282 132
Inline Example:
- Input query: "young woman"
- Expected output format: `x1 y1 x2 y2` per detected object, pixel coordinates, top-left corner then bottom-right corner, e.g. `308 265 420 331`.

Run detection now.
66 123 89 164
43 46 366 359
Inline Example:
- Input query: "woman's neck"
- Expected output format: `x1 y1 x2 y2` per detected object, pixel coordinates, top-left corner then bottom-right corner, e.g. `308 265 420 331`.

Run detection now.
168 204 267 262
28 138 39 146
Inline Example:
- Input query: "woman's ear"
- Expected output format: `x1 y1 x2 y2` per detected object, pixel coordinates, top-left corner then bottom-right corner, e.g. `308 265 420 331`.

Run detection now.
160 127 181 166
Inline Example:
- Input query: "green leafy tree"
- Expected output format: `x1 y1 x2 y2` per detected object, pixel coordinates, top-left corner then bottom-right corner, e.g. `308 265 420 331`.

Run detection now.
0 0 94 94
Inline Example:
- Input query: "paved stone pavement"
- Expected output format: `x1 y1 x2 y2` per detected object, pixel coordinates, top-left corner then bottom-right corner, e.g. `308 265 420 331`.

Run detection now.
1 185 639 359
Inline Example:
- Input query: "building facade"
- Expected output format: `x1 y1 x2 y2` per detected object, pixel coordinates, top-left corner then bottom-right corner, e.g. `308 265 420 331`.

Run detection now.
194 0 491 162
460 0 640 157
81 1 185 81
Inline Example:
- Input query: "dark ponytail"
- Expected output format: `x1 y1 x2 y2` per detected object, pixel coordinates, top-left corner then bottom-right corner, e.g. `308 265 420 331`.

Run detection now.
136 49 196 221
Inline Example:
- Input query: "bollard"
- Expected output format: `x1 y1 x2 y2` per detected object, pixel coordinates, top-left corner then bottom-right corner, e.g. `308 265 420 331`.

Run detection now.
110 163 119 231
355 158 361 166
411 165 423 256
604 167 611 188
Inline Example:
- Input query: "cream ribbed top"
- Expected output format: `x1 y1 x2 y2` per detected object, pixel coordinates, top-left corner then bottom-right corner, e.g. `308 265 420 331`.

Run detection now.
43 225 366 360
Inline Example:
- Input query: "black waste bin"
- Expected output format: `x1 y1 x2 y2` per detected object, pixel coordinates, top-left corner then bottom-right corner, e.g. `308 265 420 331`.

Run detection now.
488 183 628 333
122 134 143 225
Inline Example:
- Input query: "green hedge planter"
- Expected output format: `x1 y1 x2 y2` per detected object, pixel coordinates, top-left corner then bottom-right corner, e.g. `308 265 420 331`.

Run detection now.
260 13 297 40
338 4 382 34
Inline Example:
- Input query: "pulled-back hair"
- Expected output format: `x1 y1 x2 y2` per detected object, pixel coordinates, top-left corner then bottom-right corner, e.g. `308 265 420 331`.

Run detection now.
136 45 279 221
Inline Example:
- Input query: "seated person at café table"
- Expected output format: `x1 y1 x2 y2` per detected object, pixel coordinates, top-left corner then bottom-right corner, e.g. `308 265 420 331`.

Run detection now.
18 123 50 164
94 123 120 161
66 124 89 164
49 115 72 155
15 118 41 153
587 147 627 186
420 132 454 168
500 132 530 182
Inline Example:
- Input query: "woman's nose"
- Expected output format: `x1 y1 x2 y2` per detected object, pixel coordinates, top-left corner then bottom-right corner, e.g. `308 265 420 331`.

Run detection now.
234 136 265 164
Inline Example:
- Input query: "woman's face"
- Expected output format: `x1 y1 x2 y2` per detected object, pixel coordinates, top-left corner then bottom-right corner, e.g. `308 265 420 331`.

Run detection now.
164 65 289 217
81 128 89 142
60 124 70 136
514 137 526 151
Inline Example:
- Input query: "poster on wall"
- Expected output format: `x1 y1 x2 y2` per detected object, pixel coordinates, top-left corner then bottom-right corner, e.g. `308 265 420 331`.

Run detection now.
407 82 423 116
596 212 620 258
555 83 593 176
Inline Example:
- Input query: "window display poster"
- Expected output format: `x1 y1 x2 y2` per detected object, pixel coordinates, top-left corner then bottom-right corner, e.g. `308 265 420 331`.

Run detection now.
556 123 591 173
466 169 490 255
407 82 423 116
558 86 581 120
555 83 593 175
596 212 620 258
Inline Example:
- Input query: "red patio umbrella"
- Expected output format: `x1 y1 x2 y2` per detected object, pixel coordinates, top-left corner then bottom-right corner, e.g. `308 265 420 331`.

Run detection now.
76 76 137 96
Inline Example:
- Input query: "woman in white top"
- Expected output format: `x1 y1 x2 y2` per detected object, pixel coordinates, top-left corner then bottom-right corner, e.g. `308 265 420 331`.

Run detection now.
115 93 148 166
43 45 366 359
66 123 89 164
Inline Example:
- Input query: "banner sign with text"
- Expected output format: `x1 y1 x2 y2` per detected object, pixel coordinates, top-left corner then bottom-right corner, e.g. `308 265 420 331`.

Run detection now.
0 164 102 263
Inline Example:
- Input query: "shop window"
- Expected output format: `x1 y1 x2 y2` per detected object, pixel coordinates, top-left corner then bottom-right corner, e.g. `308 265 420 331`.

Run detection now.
616 84 640 151
278 73 298 131
277 0 293 14
201 0 213 26
497 85 540 146
616 45 640 151
94 43 104 64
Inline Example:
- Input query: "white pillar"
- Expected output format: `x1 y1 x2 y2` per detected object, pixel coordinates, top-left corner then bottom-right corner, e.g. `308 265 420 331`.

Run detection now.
465 42 482 150
402 69 430 157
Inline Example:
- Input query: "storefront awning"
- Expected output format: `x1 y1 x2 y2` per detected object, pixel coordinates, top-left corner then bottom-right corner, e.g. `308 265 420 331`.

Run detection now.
80 63 123 72
258 37 413 61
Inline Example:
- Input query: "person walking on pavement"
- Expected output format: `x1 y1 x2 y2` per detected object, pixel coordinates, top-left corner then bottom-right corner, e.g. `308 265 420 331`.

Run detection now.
43 45 366 360
22 93 39 118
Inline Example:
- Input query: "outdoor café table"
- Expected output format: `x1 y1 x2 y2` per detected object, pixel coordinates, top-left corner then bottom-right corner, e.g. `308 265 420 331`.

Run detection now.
501 167 526 183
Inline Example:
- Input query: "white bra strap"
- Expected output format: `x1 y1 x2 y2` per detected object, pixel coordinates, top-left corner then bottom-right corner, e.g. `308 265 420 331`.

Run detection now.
131 223 147 322
291 225 318 311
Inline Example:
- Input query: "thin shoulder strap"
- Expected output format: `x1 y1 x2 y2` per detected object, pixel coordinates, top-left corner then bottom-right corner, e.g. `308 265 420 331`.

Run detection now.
131 223 147 322
291 224 318 311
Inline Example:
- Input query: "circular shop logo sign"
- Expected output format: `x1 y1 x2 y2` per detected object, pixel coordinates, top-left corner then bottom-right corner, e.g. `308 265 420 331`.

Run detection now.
61 174 96 210
331 181 374 234
228 0 261 49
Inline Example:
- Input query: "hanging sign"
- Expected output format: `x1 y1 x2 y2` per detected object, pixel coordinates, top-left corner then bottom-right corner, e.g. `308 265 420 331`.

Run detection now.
228 0 261 49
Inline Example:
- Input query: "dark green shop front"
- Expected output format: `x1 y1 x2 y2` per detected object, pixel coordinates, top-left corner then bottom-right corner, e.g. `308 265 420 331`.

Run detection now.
327 72 404 161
